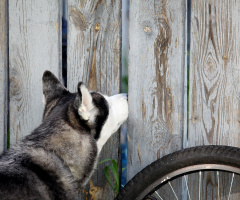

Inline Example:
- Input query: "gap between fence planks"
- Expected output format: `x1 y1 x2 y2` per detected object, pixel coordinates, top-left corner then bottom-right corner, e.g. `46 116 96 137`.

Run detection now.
8 0 62 145
0 0 8 154
67 0 121 199
127 0 187 182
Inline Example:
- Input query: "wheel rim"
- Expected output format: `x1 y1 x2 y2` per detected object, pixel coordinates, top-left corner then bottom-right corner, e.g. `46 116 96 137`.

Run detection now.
138 164 240 200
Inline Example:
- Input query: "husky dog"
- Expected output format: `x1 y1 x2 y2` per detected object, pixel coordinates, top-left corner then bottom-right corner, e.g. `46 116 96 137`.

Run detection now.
0 71 128 200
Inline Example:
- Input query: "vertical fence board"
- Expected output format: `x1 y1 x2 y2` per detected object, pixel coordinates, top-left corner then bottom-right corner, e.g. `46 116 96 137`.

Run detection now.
189 0 240 149
9 0 62 145
0 0 8 153
189 0 240 198
67 0 121 199
127 0 187 181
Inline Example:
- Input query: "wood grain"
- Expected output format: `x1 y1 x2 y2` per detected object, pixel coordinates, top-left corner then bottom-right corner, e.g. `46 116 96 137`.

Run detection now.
127 0 187 181
0 0 8 153
189 0 240 147
68 0 121 94
9 0 62 145
189 0 240 198
67 0 121 199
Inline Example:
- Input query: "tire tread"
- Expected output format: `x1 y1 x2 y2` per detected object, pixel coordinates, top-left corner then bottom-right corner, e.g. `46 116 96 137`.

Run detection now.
115 145 240 200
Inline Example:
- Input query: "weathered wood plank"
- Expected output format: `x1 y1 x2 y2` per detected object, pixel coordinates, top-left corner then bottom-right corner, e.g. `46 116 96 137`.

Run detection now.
189 0 240 198
9 0 62 145
0 0 8 153
189 0 240 149
67 0 121 199
127 0 187 182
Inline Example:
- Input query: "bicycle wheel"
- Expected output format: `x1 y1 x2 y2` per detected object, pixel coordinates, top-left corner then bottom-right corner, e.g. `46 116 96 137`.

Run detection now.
116 145 240 200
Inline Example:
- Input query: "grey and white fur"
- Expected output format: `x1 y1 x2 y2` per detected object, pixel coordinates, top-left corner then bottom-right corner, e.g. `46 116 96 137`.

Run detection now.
0 71 128 200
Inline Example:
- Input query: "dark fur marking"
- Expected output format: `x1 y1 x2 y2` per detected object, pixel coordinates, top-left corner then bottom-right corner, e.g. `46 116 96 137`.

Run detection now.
91 92 109 140
0 152 47 199
21 156 67 200
43 99 59 119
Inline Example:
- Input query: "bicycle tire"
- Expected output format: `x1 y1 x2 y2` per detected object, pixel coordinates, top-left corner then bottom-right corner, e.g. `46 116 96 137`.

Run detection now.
116 145 240 200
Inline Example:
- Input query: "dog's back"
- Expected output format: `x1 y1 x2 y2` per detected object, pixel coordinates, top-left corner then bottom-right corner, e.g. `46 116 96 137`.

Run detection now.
0 151 36 200
0 146 78 200
0 71 128 199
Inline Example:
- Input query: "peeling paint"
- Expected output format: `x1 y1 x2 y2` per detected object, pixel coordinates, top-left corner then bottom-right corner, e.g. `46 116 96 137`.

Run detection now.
142 54 145 62
56 22 58 31
137 145 142 164
79 189 89 200
88 47 97 91
222 55 228 61
93 0 103 12
166 87 173 115
95 23 100 31
178 113 181 121
144 26 151 33
152 0 174 133
191 64 198 125
141 91 146 120
89 180 103 200
113 38 120 82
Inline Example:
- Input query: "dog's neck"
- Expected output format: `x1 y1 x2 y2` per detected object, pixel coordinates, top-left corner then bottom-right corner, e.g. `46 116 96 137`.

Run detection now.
96 108 120 153
46 122 98 186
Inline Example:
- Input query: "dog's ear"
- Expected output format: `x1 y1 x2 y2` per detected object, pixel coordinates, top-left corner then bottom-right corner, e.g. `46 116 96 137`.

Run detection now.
42 70 67 104
75 82 94 121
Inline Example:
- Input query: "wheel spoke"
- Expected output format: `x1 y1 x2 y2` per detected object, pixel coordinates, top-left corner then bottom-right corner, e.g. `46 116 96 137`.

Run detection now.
217 171 220 200
154 191 163 200
228 173 234 200
184 175 191 200
199 171 201 200
168 182 178 200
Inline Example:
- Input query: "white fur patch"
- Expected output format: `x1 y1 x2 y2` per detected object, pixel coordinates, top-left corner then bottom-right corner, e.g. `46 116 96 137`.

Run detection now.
97 94 128 153
78 84 95 121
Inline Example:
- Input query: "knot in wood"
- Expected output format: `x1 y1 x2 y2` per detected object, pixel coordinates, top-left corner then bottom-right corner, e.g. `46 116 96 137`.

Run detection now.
222 55 228 61
144 26 151 33
95 23 100 31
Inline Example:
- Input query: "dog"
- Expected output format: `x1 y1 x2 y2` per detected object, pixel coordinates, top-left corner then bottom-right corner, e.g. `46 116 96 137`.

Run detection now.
0 71 128 200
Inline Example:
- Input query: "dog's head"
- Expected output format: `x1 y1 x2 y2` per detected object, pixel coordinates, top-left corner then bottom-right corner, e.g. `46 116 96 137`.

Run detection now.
42 71 128 142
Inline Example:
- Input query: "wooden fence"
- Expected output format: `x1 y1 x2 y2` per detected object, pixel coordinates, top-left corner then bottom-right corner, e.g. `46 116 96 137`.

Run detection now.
1 0 240 199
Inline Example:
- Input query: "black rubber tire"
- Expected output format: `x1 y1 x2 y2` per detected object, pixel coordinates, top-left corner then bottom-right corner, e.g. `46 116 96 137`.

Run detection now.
115 145 240 200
